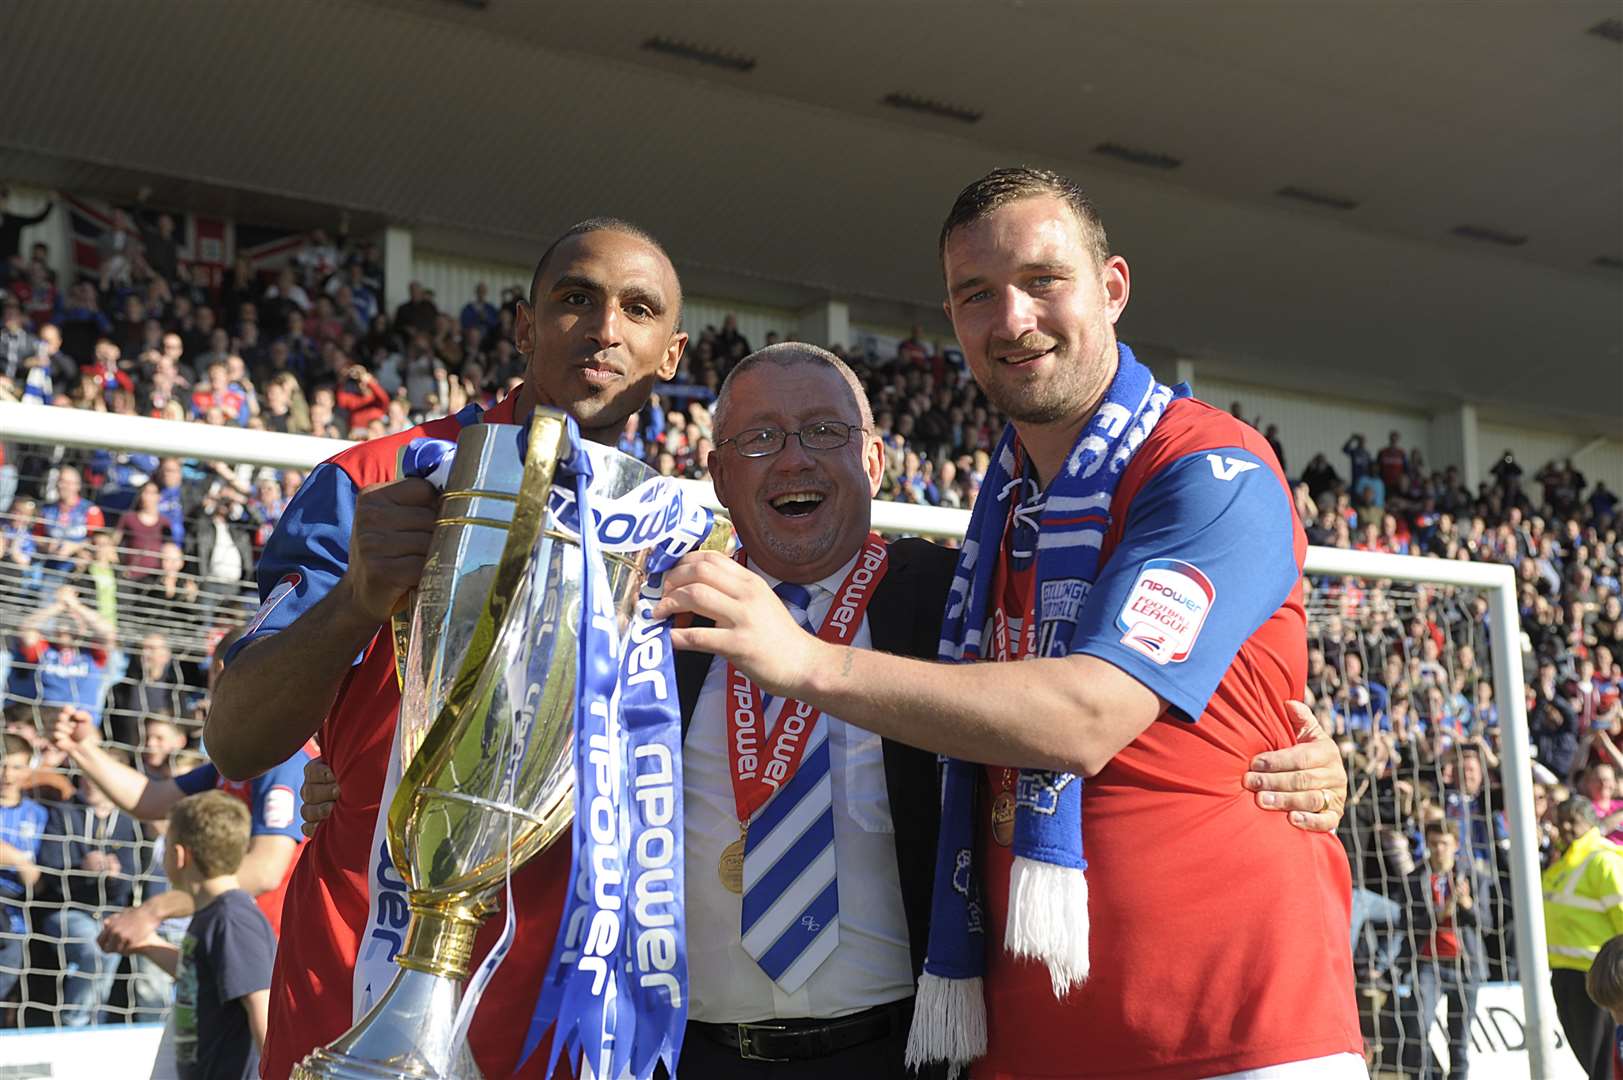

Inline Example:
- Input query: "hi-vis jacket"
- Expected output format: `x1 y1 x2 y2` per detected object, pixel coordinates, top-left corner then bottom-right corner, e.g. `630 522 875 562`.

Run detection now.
1542 827 1623 972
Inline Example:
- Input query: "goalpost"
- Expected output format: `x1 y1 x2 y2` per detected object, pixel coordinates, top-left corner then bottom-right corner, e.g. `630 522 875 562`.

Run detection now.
0 401 1559 1078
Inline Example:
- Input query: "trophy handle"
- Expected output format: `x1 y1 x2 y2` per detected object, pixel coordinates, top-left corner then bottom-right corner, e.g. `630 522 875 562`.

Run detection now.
384 409 569 898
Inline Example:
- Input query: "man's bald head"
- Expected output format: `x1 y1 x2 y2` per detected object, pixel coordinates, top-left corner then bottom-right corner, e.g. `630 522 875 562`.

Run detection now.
529 217 681 327
713 342 872 438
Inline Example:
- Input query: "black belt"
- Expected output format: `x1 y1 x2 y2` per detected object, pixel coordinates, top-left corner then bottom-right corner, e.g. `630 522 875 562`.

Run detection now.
692 998 914 1062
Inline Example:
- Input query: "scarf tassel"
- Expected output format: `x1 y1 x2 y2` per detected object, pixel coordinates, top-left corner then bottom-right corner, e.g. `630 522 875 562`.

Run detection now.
1006 855 1091 998
905 973 986 1079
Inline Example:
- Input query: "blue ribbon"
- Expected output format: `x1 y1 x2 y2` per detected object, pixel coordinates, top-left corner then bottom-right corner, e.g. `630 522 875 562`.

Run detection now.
512 421 711 1079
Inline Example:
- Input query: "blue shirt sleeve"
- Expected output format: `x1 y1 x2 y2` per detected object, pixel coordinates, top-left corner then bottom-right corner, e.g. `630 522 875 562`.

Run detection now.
225 460 357 666
248 750 309 840
1068 447 1301 722
174 762 221 796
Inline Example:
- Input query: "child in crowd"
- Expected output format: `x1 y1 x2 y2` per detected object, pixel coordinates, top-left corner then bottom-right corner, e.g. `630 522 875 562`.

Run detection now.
130 789 275 1080
0 731 46 1008
1586 935 1623 1080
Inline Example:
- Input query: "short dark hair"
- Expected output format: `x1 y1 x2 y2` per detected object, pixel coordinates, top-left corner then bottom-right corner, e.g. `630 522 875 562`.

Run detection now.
938 166 1110 268
2 732 32 760
527 217 681 326
1587 935 1623 1010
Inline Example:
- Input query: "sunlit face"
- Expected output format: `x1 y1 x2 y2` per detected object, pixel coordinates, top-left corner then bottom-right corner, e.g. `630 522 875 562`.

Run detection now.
710 362 884 586
514 230 685 437
144 721 185 766
942 195 1127 430
1557 810 1591 851
1585 767 1617 804
1425 829 1458 871
0 750 30 803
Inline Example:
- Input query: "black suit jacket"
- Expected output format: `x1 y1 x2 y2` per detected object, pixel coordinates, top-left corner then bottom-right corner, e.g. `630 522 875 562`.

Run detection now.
674 537 958 981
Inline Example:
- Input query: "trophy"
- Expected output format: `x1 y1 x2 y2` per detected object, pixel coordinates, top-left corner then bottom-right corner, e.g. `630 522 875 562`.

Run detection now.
294 408 730 1080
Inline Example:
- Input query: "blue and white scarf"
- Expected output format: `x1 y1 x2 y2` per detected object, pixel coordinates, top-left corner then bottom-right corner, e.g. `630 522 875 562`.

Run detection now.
906 344 1183 1076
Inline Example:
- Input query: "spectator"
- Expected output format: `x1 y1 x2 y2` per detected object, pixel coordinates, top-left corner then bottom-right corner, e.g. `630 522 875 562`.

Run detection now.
0 495 40 591
0 731 46 1006
1341 651 1390 733
1544 796 1623 1080
1578 764 1623 844
717 312 750 362
138 715 190 781
108 632 192 748
1583 936 1623 1070
392 280 438 337
189 486 254 617
35 465 105 582
1401 820 1492 1080
1263 422 1287 472
125 790 275 1079
35 759 144 1026
459 281 499 335
189 360 250 426
115 481 176 581
1376 430 1408 490
1343 432 1373 485
137 541 201 630
334 360 389 433
1 298 38 383
7 586 115 726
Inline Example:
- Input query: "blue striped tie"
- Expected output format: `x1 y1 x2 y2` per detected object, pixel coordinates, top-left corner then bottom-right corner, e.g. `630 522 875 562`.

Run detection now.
740 582 839 990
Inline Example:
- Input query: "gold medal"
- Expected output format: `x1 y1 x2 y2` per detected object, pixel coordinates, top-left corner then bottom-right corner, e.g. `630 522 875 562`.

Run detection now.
719 833 746 894
991 790 1017 847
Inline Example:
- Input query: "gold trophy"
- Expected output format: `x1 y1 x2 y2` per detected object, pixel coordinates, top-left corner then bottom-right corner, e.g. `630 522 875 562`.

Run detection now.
294 408 730 1079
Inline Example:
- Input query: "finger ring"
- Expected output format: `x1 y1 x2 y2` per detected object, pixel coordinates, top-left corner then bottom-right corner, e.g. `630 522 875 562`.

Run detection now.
1318 789 1333 813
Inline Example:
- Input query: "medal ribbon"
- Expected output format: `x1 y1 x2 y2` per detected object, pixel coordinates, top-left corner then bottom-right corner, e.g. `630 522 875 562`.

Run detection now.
724 534 888 828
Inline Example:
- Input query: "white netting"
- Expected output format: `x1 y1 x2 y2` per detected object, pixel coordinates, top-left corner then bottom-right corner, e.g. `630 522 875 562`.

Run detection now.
1309 570 1559 1077
1 437 261 1029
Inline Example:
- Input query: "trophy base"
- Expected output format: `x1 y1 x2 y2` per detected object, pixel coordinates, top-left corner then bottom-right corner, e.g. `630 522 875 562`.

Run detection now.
290 967 485 1080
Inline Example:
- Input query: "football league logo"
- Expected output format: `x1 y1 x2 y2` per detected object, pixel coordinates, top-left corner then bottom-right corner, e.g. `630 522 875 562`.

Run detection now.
243 572 302 637
1116 558 1215 665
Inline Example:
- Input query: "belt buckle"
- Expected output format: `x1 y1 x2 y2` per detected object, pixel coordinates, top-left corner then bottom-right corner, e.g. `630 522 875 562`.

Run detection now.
736 1022 791 1063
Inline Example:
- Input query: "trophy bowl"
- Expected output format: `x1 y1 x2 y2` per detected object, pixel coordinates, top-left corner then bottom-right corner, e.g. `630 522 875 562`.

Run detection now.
295 408 730 1080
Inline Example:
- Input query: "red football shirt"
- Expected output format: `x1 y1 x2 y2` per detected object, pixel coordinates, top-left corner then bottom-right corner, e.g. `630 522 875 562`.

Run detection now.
236 389 577 1079
975 398 1360 1079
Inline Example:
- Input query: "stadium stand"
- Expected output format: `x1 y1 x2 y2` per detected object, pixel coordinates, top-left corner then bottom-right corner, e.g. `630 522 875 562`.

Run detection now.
1 196 1619 1079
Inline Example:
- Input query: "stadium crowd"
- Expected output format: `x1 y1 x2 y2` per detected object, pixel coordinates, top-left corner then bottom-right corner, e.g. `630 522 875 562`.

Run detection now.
1 194 1621 1076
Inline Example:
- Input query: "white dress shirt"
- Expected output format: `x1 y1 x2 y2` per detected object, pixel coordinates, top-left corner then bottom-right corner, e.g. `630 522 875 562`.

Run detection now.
684 552 915 1023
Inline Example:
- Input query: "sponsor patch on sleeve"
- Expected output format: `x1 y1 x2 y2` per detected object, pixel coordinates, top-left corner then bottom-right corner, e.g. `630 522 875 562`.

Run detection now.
1115 558 1214 665
242 572 302 638
261 785 296 831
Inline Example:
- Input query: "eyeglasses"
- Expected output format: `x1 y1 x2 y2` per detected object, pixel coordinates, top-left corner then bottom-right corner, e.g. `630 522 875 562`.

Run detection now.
717 420 866 459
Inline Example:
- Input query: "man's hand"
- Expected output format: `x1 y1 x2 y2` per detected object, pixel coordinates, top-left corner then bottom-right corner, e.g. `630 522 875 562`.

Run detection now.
340 477 440 625
657 550 824 699
51 706 99 756
98 906 161 955
1244 701 1348 833
1455 876 1473 911
301 757 339 838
